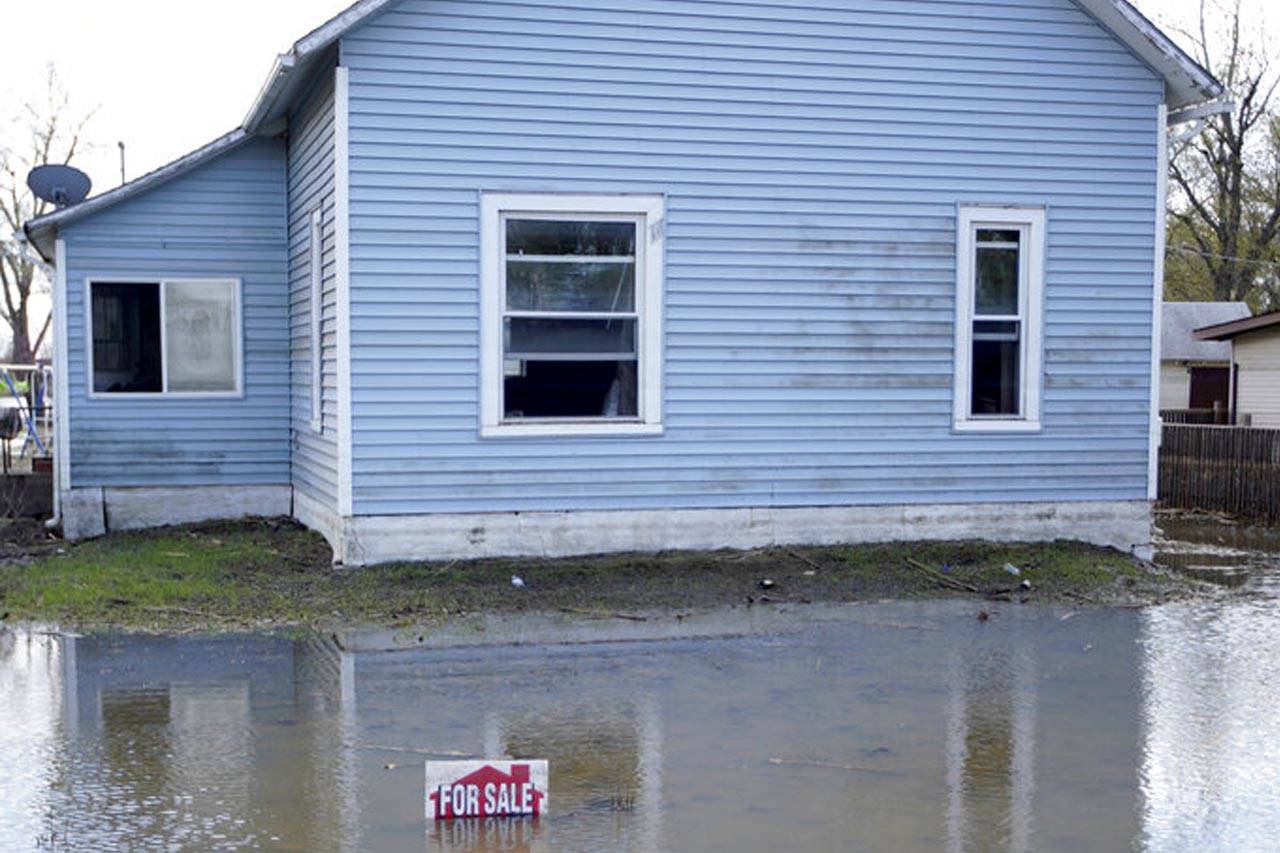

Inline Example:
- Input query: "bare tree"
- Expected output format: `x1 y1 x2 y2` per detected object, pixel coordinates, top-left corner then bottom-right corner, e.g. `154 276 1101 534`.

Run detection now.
0 66 95 363
1166 0 1280 310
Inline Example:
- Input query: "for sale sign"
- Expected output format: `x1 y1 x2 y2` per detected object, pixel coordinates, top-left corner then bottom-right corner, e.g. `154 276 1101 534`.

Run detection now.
426 760 549 820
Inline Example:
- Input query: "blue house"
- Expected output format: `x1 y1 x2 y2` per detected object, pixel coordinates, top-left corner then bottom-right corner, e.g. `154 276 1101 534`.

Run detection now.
25 0 1223 564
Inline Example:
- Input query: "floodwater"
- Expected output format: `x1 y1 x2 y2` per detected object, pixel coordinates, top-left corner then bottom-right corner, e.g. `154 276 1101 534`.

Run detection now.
3 516 1280 852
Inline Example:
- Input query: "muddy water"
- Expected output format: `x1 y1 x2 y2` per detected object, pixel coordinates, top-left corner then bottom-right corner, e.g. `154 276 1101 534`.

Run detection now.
3 515 1279 852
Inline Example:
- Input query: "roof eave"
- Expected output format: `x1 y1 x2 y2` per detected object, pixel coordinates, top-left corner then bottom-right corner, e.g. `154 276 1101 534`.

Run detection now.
242 0 398 132
1077 0 1225 110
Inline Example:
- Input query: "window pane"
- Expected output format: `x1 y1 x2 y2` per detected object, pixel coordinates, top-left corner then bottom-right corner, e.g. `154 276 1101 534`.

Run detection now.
506 219 636 256
975 243 1019 315
507 260 635 311
91 283 161 393
977 229 1020 244
505 318 635 357
505 359 638 419
971 321 1021 416
164 281 238 392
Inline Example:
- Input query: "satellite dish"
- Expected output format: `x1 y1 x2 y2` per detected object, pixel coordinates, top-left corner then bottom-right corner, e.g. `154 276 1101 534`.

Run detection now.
27 164 92 208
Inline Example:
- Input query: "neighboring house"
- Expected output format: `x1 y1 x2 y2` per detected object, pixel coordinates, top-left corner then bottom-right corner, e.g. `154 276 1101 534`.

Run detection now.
1195 311 1280 428
1159 301 1251 412
23 0 1225 564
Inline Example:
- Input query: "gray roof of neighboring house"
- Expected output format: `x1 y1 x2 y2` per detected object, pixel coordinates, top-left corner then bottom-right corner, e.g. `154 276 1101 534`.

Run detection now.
1163 301 1252 361
1194 308 1280 341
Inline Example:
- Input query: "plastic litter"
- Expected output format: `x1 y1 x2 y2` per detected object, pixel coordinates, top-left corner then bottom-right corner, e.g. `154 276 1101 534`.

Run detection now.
511 576 526 588
758 579 776 590
802 570 816 577
1003 563 1021 576
1020 579 1032 591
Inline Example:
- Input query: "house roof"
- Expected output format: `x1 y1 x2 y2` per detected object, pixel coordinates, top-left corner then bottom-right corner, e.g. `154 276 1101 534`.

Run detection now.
24 0 1223 260
1163 302 1251 361
24 130 250 260
1194 309 1280 342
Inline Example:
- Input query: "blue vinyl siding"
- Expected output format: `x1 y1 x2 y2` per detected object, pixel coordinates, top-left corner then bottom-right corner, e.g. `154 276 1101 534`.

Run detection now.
339 0 1164 515
62 138 289 487
288 64 341 509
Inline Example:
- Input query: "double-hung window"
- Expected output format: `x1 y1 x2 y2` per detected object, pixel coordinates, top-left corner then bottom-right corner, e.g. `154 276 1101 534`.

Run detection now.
953 205 1044 431
88 278 242 397
480 193 664 437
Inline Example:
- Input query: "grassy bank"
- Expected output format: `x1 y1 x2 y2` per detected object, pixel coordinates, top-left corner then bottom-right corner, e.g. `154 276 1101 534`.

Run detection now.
0 518 1197 633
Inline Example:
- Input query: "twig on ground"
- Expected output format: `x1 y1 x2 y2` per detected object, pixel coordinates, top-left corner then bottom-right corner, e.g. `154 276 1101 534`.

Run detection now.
143 605 232 620
906 558 980 593
785 548 829 574
557 606 648 622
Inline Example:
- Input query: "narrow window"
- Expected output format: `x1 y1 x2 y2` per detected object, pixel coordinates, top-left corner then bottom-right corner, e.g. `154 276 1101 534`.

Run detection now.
480 194 664 437
954 206 1044 431
89 279 241 396
309 208 323 432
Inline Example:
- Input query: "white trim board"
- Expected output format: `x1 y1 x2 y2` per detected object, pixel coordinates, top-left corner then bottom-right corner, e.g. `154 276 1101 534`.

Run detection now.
1149 103 1169 500
334 65 354 517
331 500 1154 566
53 239 71 507
309 207 324 433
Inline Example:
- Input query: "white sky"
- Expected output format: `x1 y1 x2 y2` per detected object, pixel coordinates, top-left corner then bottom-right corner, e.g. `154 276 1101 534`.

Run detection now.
1 0 1275 202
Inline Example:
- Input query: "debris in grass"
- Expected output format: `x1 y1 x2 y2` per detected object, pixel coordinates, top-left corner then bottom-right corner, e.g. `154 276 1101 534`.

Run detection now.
803 570 816 577
1004 563 1022 576
511 576 526 588
1020 580 1032 591
758 579 776 590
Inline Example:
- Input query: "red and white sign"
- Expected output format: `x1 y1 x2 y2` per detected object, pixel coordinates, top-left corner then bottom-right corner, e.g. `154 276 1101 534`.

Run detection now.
426 760 549 820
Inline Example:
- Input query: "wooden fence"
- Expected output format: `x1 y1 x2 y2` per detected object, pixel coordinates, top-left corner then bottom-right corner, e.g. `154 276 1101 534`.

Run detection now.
1158 424 1280 523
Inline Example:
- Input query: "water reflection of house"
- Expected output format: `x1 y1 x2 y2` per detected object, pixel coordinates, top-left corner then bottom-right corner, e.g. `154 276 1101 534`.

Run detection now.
53 633 361 850
484 700 664 851
945 645 1037 853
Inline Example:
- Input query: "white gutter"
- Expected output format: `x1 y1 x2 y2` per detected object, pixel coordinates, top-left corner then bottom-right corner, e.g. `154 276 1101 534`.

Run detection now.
242 55 297 135
242 0 398 133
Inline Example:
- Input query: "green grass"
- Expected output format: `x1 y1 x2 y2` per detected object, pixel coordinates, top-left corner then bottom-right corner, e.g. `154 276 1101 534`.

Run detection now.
0 518 1184 634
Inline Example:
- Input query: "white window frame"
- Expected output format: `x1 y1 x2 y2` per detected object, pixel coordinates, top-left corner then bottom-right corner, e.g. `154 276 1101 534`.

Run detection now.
309 208 324 433
953 205 1045 433
85 277 244 400
479 192 665 438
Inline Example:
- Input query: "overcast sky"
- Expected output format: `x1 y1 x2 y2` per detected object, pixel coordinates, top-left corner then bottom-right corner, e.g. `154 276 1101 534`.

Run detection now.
1 0 1276 203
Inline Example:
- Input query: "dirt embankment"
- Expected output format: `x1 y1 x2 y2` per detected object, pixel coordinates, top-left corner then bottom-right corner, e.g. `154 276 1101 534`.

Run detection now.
0 518 1205 634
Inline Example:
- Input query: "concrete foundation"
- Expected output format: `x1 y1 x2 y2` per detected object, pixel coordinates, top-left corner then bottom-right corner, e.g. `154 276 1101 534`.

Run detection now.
329 500 1154 566
58 485 1153 566
60 485 292 540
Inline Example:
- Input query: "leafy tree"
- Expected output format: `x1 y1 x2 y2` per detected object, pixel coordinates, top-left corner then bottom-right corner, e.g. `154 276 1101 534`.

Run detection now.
1165 0 1280 310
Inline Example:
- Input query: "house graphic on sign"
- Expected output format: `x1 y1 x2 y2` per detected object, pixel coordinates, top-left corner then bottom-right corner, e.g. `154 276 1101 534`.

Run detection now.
429 763 546 819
